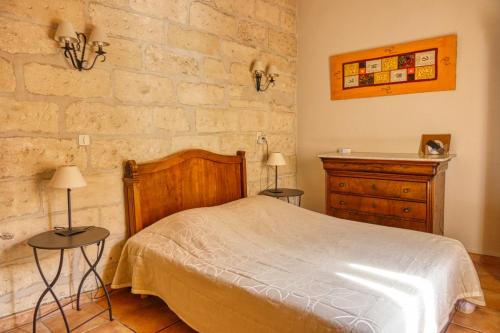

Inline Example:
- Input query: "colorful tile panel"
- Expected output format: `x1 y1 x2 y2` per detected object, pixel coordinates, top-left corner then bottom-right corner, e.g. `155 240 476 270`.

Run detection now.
415 50 435 67
398 54 415 69
359 73 374 86
342 48 437 89
344 75 359 88
381 56 398 71
415 65 435 80
343 63 359 76
374 71 390 84
390 69 407 82
365 59 381 73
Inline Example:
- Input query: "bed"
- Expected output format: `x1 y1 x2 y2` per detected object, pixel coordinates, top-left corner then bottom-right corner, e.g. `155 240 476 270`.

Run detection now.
112 149 484 333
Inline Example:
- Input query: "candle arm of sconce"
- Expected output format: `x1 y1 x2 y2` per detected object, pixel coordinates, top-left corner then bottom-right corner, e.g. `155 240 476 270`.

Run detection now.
258 75 275 92
62 32 108 71
63 43 79 70
83 52 106 71
77 32 88 68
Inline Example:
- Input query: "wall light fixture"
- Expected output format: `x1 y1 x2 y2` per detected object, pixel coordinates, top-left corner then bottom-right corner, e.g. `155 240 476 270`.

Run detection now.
252 60 279 92
54 21 109 71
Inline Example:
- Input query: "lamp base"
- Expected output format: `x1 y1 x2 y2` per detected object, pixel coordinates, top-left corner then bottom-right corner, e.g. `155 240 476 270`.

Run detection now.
54 226 90 237
268 189 283 193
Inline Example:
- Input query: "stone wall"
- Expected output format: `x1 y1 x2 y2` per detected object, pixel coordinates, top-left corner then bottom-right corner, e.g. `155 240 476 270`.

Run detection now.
0 0 297 317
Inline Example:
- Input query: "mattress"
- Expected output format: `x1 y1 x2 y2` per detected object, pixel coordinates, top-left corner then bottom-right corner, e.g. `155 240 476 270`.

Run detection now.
112 195 484 333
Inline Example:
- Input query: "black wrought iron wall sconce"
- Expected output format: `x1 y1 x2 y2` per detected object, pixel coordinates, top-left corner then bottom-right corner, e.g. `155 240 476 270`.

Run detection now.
54 21 109 71
252 60 279 92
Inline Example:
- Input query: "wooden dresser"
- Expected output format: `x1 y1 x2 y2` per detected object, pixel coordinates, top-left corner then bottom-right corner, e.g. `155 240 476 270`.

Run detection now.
319 152 454 234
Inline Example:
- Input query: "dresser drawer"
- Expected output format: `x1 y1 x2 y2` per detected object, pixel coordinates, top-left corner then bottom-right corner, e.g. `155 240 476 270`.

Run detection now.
329 209 427 232
329 176 427 201
329 193 427 220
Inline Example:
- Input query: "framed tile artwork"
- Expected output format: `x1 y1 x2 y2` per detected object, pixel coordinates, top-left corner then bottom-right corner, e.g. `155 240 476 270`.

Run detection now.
330 35 457 100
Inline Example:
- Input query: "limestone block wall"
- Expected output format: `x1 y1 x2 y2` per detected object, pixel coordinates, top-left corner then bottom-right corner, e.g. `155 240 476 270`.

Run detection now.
0 0 297 317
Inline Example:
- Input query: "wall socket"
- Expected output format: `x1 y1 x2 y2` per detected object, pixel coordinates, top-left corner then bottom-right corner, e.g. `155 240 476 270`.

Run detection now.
257 133 267 144
0 232 14 240
78 134 90 146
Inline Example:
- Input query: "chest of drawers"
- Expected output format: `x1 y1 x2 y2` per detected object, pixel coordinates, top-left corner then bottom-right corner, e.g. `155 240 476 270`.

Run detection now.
319 152 454 234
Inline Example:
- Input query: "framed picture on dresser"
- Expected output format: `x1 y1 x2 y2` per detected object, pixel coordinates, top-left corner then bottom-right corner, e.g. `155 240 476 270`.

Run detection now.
420 134 451 156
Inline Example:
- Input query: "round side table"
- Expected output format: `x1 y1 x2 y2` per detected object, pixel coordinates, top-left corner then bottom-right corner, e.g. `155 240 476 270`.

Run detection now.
28 227 112 333
259 188 304 206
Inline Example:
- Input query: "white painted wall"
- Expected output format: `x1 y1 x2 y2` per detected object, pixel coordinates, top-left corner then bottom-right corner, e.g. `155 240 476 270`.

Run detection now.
297 0 500 256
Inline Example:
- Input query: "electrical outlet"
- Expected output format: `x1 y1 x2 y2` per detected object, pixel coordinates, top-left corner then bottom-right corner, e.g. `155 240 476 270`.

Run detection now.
78 134 90 146
0 232 14 240
257 133 267 144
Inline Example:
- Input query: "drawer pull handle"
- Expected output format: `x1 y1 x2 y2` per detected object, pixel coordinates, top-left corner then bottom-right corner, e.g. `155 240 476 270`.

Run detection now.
403 207 412 213
402 188 411 193
339 200 346 205
338 182 346 187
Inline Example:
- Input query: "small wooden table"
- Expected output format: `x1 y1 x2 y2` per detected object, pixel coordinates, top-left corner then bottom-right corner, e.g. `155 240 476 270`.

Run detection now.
28 227 113 332
259 188 304 206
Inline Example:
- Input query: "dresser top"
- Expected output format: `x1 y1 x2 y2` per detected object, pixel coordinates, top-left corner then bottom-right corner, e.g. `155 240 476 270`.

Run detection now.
318 152 456 162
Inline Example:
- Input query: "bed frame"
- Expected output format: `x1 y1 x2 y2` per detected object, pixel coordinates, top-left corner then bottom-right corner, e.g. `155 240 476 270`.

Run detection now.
123 149 247 236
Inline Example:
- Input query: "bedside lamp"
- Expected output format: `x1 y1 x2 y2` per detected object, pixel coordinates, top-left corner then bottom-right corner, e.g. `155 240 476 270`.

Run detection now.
267 152 286 193
50 165 88 236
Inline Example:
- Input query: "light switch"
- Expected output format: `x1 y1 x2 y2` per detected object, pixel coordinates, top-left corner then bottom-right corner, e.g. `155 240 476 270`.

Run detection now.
78 134 90 146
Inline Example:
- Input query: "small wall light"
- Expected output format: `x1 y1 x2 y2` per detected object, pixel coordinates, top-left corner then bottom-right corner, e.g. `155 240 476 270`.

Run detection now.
252 60 279 92
54 21 109 71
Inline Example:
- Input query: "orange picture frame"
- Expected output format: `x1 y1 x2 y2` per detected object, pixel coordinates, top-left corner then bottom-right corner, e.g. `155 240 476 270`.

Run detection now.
330 35 457 100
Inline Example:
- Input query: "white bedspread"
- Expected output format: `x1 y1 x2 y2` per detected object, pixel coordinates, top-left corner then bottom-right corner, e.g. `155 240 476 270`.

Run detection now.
112 195 484 333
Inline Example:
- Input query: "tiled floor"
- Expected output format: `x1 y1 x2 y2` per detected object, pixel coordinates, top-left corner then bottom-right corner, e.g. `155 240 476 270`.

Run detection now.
4 259 500 333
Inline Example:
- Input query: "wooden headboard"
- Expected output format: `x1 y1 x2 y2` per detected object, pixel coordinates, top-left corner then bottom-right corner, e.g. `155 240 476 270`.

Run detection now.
124 149 247 236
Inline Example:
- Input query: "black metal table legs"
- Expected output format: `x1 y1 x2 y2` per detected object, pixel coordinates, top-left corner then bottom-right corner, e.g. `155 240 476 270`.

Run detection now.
33 248 70 333
32 241 112 333
76 240 113 320
276 195 302 206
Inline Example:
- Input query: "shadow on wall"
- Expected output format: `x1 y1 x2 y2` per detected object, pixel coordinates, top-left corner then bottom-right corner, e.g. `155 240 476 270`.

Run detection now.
482 10 500 257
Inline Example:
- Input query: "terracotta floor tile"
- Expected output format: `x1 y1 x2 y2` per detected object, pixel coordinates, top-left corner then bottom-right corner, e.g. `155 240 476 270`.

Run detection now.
483 288 500 312
3 329 27 333
116 302 179 333
11 321 52 333
477 263 500 278
478 274 500 293
4 328 31 333
445 323 481 332
0 311 34 332
98 289 159 319
41 302 111 333
159 321 197 333
85 320 135 332
453 306 500 333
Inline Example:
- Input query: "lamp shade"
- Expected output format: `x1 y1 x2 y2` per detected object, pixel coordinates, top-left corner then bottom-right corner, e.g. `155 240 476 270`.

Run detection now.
267 152 286 166
54 21 78 43
88 26 110 46
267 64 279 77
253 60 265 73
50 165 87 189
